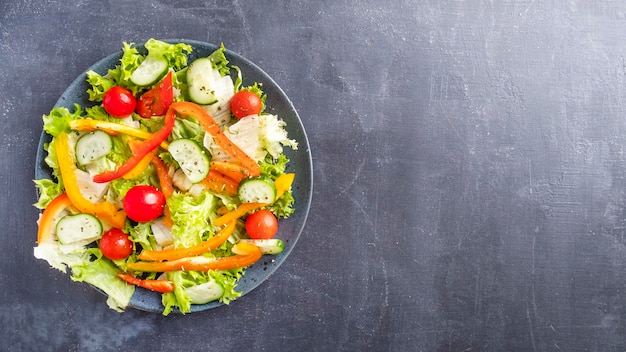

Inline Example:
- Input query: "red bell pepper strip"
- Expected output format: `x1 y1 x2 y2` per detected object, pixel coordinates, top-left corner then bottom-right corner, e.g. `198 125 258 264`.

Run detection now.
116 273 175 293
122 140 158 180
136 72 174 118
92 105 176 183
137 220 236 261
37 193 74 245
170 101 261 177
213 202 267 228
127 242 262 272
56 132 127 228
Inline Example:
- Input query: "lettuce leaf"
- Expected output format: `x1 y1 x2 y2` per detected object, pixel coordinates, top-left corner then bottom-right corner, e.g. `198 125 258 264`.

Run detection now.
208 43 230 76
168 190 217 248
71 251 134 312
33 179 62 209
144 38 192 71
42 104 82 137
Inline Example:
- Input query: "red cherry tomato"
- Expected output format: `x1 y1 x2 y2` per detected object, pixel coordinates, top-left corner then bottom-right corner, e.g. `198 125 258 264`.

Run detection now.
230 90 262 119
136 72 174 118
100 228 133 260
123 185 165 222
102 86 137 117
245 210 278 239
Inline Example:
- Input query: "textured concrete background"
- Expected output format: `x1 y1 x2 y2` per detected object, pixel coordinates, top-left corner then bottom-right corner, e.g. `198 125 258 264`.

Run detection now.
3 0 626 351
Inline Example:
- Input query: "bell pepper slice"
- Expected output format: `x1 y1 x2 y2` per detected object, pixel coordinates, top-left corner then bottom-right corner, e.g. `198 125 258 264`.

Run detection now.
127 242 262 272
213 202 267 228
199 169 238 196
55 132 127 228
274 173 295 201
170 101 261 177
37 193 74 245
92 104 176 183
69 119 169 149
151 155 174 227
209 161 251 183
136 72 174 118
122 140 157 180
116 273 174 293
137 220 236 261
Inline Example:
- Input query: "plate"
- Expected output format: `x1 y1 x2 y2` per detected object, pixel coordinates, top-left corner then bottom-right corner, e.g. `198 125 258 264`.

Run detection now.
35 40 312 313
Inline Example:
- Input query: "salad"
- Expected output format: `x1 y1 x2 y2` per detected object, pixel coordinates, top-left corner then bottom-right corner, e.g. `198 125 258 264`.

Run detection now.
33 39 298 315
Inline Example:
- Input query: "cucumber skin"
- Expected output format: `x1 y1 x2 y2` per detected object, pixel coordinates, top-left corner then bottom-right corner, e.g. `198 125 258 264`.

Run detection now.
237 177 277 204
186 58 219 105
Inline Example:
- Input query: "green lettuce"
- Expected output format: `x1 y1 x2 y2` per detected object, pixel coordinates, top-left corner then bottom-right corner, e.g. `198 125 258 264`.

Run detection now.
33 179 62 209
42 104 82 137
208 43 230 76
144 38 192 71
71 250 134 312
161 269 243 315
168 190 217 248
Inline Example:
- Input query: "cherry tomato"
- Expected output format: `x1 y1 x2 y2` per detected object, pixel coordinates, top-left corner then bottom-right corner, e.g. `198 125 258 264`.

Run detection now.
136 72 174 118
102 86 137 117
123 185 165 222
100 228 133 260
230 90 262 119
245 210 278 239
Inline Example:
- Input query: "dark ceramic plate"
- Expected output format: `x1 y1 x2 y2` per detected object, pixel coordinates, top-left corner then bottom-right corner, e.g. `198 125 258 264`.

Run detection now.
35 40 312 313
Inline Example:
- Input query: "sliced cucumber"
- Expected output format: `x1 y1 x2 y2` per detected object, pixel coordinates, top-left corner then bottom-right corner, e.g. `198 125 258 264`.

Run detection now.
130 55 168 86
187 58 219 105
55 213 103 245
185 280 224 304
238 176 277 203
240 239 284 255
168 138 210 183
75 130 113 166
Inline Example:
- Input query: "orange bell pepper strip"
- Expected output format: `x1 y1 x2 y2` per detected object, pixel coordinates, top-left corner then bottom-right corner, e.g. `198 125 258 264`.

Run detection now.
37 193 75 245
116 273 175 293
92 106 176 183
199 169 238 196
69 119 169 149
213 202 268 228
170 102 260 177
151 155 174 227
55 132 127 228
274 173 295 201
137 220 236 262
122 140 157 180
127 242 262 272
209 161 251 183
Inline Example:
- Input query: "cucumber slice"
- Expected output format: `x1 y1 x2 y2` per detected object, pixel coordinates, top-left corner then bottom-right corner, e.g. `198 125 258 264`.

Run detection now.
55 213 103 245
130 55 169 86
239 239 285 255
168 138 210 183
187 58 219 105
185 280 224 304
75 130 113 166
238 176 277 203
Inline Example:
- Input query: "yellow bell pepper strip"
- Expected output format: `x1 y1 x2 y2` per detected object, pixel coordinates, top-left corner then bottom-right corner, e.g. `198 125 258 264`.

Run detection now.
213 202 268 228
37 193 75 245
170 102 261 177
127 242 262 272
69 119 169 149
199 169 238 196
92 105 176 183
122 140 158 180
137 220 236 262
209 161 251 183
116 273 175 293
274 173 295 201
55 132 127 228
